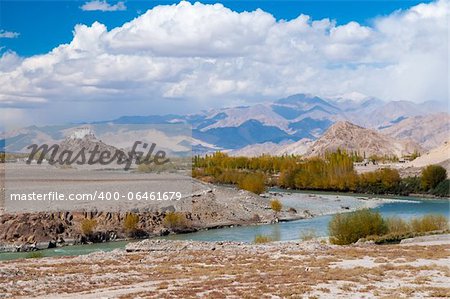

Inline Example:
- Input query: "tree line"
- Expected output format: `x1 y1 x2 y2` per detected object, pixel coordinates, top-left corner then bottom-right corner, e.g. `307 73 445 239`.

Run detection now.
192 151 448 197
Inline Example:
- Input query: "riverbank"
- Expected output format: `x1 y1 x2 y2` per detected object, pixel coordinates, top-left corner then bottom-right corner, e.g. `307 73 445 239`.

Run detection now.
0 177 302 252
1 236 448 298
2 184 446 253
266 190 403 217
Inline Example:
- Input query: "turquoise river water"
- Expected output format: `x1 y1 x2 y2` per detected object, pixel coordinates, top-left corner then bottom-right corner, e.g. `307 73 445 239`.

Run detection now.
1 191 448 261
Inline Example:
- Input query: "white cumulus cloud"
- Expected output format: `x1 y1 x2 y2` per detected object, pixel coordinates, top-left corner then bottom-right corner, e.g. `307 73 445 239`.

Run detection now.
0 0 448 127
81 0 126 12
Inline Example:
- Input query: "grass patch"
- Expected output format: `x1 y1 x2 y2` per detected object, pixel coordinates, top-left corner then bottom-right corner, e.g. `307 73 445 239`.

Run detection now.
26 251 44 259
253 234 272 244
300 229 317 241
331 212 449 245
410 214 448 233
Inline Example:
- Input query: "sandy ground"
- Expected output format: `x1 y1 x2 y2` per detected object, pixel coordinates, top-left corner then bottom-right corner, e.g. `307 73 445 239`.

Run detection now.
409 141 450 168
354 140 450 178
0 236 448 298
268 191 397 217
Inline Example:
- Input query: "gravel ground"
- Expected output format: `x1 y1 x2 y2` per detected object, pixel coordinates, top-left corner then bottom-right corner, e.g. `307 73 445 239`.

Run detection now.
0 237 448 298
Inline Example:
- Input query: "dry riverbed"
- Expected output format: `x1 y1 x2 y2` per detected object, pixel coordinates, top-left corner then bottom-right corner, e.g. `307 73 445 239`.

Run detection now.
0 236 449 298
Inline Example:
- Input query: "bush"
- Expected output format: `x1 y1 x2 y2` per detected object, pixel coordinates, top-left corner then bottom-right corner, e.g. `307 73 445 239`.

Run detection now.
238 173 266 194
385 217 410 234
410 214 448 233
80 219 97 236
397 176 422 195
300 229 317 241
328 209 388 245
254 234 272 244
431 179 450 197
270 199 282 213
123 213 140 235
421 165 447 190
163 212 187 230
363 214 449 244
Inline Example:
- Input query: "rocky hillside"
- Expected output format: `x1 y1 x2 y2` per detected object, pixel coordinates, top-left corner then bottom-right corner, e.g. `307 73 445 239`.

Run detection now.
57 130 123 160
305 121 422 158
380 113 450 149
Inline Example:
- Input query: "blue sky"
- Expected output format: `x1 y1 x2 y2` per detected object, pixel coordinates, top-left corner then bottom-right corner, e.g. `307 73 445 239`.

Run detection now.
1 0 433 56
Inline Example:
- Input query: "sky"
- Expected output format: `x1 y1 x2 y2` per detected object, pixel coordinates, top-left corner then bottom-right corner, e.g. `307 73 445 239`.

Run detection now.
0 0 448 127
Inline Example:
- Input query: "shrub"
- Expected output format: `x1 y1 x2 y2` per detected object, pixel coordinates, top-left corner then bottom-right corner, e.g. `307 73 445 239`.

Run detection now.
238 173 266 194
397 176 422 195
421 165 447 190
300 229 317 241
328 209 387 245
123 213 140 235
431 179 450 197
270 199 282 213
254 234 272 244
80 219 97 236
363 214 449 244
163 212 187 230
385 217 410 234
410 214 448 233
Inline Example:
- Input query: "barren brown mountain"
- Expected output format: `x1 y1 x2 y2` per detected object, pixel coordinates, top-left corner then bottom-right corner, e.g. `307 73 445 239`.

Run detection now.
306 121 423 158
380 113 450 149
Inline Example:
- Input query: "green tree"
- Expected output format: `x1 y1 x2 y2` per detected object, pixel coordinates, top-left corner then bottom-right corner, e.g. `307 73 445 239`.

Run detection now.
421 165 447 190
431 179 450 197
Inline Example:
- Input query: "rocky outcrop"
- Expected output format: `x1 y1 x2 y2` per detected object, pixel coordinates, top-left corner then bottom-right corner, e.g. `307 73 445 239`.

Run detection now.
306 121 423 158
0 183 305 251
0 211 169 251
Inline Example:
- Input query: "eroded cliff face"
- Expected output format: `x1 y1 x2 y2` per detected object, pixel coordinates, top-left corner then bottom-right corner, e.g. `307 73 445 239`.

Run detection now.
0 184 305 251
0 210 170 248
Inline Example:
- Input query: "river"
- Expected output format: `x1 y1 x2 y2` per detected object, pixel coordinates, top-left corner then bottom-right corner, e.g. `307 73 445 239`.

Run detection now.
1 191 448 260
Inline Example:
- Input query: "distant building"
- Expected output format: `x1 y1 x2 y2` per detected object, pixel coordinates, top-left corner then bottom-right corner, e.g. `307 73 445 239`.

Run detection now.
69 127 95 140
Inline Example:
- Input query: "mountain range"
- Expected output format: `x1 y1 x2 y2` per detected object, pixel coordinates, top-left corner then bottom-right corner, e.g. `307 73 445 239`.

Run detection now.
2 93 448 157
